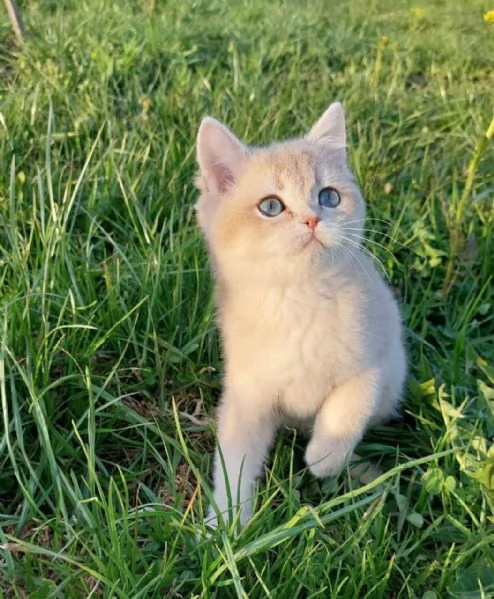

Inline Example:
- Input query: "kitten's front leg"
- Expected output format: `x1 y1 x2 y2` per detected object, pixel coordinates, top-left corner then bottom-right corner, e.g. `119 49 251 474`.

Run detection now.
207 394 276 528
305 370 381 478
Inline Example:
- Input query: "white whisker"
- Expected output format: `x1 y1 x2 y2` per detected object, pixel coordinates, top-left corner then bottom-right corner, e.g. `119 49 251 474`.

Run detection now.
342 244 373 284
342 237 391 281
340 231 402 268
338 226 407 249
344 217 394 228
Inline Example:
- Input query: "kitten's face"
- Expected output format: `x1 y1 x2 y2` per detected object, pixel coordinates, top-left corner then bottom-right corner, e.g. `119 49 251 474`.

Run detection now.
196 103 365 282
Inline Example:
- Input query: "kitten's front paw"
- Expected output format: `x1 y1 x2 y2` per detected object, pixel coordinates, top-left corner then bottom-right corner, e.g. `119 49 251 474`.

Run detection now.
205 507 220 530
194 509 219 542
239 504 252 528
204 504 252 531
305 437 354 479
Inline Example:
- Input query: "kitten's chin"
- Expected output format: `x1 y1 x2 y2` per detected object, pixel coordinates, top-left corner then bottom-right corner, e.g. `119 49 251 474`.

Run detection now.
313 226 337 249
300 235 320 250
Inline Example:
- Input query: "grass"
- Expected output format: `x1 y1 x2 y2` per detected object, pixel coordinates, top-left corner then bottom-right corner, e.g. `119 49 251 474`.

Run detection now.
0 0 493 596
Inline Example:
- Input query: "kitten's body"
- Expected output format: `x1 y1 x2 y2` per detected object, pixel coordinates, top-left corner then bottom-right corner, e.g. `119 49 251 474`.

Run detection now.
220 257 402 424
195 103 406 527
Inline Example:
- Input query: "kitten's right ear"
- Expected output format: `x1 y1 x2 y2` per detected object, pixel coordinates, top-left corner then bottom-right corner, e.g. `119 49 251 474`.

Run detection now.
196 117 248 195
306 102 346 153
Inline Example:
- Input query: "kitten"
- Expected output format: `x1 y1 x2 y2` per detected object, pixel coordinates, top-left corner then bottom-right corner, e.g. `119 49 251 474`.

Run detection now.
195 102 406 528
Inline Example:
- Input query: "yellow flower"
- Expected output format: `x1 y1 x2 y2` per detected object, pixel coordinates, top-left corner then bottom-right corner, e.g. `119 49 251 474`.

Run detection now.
484 10 494 23
139 96 152 114
410 7 426 18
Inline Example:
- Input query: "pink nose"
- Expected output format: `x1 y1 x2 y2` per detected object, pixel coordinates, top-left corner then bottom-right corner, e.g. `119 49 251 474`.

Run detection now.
304 215 320 230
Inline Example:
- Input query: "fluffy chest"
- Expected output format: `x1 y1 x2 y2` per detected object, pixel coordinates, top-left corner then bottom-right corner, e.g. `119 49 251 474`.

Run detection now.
221 282 364 418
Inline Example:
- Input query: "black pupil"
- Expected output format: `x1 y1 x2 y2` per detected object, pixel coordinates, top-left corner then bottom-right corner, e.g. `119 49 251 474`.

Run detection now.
259 198 283 216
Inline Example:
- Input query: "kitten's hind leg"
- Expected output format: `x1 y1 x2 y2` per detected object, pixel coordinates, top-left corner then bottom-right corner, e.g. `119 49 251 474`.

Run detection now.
305 370 381 479
207 395 276 529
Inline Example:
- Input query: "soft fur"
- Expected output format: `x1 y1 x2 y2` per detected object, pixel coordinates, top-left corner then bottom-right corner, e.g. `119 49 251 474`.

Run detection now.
195 102 407 527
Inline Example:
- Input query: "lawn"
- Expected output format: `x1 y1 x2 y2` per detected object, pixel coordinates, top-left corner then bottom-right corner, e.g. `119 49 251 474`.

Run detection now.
0 0 493 597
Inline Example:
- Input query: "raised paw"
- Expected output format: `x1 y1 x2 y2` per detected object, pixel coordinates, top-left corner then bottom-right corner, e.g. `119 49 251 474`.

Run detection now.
304 436 354 479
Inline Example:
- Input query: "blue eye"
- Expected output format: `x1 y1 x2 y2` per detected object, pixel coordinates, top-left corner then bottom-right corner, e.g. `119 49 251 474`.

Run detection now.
258 197 285 217
318 187 341 208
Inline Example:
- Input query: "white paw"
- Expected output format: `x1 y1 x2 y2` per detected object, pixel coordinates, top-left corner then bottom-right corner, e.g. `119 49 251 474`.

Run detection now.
305 437 354 479
195 510 218 542
204 503 252 530
239 504 253 527
205 507 220 529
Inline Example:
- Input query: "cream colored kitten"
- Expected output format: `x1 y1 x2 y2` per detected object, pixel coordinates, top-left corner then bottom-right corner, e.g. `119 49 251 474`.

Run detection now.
195 102 406 528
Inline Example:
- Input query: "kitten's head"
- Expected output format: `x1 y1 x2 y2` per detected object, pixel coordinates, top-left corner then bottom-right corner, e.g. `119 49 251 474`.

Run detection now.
195 102 365 284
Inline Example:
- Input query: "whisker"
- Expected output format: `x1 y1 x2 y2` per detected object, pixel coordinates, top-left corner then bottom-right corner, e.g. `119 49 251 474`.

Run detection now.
343 237 391 281
342 245 373 284
328 246 335 270
344 217 394 228
323 231 366 280
346 237 391 271
338 227 407 249
340 232 402 265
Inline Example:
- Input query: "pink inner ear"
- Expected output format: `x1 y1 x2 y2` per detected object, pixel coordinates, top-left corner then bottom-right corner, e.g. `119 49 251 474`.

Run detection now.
209 160 235 194
197 117 248 196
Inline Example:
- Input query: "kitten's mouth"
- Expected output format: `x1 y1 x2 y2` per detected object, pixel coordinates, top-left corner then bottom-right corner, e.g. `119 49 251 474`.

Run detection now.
302 232 324 250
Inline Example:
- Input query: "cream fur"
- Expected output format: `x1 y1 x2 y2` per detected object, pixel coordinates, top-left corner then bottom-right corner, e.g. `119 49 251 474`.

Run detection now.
195 102 407 528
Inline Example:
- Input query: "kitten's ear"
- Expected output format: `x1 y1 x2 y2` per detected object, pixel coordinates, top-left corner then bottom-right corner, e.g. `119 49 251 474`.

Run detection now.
306 102 346 153
196 117 249 195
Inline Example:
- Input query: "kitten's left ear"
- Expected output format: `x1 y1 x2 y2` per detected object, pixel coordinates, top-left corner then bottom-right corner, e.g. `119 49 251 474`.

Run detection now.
196 117 249 195
306 102 346 154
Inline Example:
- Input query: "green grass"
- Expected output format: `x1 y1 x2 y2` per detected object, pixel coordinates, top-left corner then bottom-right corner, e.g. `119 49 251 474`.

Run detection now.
1 0 493 596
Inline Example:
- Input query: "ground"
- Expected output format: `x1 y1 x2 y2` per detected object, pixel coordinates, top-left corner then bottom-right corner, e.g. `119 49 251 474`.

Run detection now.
0 0 493 597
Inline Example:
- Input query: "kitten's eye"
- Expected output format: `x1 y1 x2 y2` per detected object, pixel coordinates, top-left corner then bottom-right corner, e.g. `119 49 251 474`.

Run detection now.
258 197 285 217
318 187 341 208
